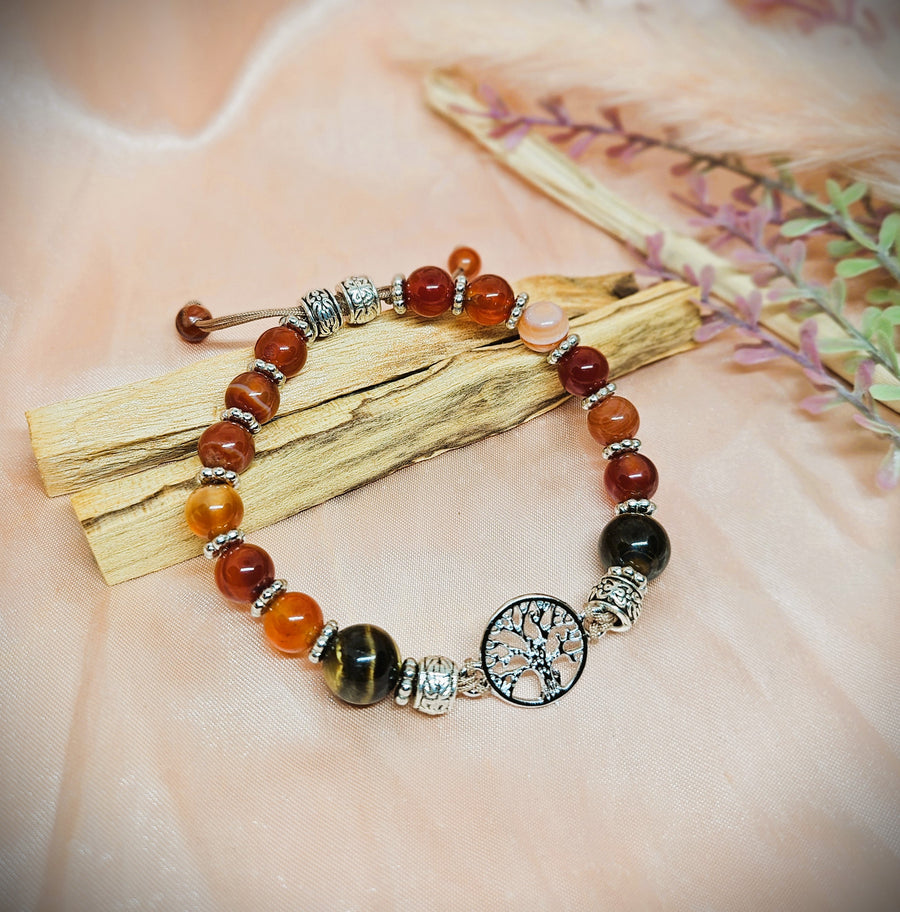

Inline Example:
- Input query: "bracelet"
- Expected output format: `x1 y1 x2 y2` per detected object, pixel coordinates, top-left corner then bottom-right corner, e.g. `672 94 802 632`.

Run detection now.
175 246 671 713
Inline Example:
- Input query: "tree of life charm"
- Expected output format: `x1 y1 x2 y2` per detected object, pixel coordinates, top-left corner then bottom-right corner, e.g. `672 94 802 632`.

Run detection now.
480 595 587 706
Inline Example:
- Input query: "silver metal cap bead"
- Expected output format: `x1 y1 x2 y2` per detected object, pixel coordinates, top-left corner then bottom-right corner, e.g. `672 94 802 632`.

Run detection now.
250 579 287 618
220 408 260 435
547 334 580 365
197 467 240 488
248 359 285 388
506 292 529 330
452 274 467 316
308 620 339 664
582 383 617 410
395 657 419 706
602 438 641 459
616 498 657 515
203 529 245 560
391 274 407 315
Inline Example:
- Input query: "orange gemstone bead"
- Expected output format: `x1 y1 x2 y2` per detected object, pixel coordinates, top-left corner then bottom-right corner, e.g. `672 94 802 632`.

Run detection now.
198 421 255 473
175 302 211 343
465 274 515 326
185 485 244 538
254 326 307 377
263 592 324 656
587 396 640 446
215 543 274 603
447 246 481 278
225 371 280 424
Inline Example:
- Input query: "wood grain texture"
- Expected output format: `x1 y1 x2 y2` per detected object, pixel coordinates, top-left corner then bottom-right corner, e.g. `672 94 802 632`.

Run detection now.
31 278 699 584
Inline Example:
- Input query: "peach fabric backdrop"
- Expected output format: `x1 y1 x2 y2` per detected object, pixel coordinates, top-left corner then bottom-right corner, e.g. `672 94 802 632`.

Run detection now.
1 1 898 910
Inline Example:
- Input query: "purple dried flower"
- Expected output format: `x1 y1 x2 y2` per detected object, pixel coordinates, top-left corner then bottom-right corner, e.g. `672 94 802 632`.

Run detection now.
800 393 842 414
694 317 730 342
733 343 782 364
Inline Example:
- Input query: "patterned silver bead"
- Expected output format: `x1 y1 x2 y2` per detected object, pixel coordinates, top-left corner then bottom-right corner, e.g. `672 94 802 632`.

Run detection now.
394 657 419 706
248 359 285 388
391 274 407 315
452 274 467 316
547 333 580 365
203 529 244 560
412 656 459 715
336 276 381 325
584 566 648 635
298 288 344 340
602 438 641 459
197 467 240 488
250 579 287 619
308 620 339 664
506 292 529 330
616 498 657 515
220 408 260 435
581 383 617 410
279 312 315 342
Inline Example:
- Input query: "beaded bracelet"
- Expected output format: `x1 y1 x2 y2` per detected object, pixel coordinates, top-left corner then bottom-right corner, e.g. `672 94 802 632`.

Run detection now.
175 247 670 712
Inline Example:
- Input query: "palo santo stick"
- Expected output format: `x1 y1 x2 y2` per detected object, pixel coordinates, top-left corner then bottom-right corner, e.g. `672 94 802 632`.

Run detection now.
424 69 900 416
66 280 698 585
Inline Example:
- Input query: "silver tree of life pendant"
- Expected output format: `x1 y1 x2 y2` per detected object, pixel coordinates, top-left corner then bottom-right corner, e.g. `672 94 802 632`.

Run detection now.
480 594 587 706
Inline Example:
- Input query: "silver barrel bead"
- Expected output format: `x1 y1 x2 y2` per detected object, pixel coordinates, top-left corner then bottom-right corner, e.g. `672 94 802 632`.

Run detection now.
584 565 649 635
336 276 381 325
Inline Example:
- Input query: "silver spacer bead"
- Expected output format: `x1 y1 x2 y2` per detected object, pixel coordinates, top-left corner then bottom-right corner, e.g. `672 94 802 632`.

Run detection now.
452 274 467 316
336 276 381 325
457 658 490 698
394 657 419 706
412 656 459 715
197 467 240 488
279 312 315 342
203 529 244 560
308 620 339 664
250 579 287 619
602 438 641 459
547 333 580 365
220 408 260 435
584 566 648 636
248 359 285 388
391 274 407 315
581 383 617 410
616 498 657 515
506 292 529 330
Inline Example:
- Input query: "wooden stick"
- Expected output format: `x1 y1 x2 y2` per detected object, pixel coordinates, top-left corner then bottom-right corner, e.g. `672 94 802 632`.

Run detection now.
424 69 900 416
44 279 698 585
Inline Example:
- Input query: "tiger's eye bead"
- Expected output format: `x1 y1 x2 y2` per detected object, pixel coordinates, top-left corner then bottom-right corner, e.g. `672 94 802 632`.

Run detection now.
447 246 481 278
215 543 275 603
175 302 212 342
198 421 255 474
557 346 610 396
465 274 515 326
225 371 280 424
587 396 639 446
406 266 454 318
322 624 401 706
518 300 569 352
604 452 659 501
263 592 323 656
254 325 308 377
185 485 244 538
599 513 671 581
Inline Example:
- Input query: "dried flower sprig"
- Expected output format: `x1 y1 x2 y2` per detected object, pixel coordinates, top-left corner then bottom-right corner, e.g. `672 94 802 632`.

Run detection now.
738 0 884 44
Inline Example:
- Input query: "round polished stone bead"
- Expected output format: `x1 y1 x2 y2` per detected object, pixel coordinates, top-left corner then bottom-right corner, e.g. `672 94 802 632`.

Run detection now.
185 485 244 538
518 300 569 352
465 274 515 326
225 371 280 424
599 513 670 581
263 592 323 656
557 345 610 396
604 452 659 501
198 421 255 474
215 543 275 603
587 395 639 446
406 266 454 318
254 325 308 377
447 245 481 278
322 624 401 706
175 302 212 343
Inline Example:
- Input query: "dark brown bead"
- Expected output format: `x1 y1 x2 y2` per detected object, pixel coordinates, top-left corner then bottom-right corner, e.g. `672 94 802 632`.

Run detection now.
604 452 659 501
254 326 307 377
557 346 609 397
215 543 275 603
465 274 515 326
447 246 481 278
198 421 255 474
225 371 280 424
407 266 454 318
175 302 212 343
599 514 670 581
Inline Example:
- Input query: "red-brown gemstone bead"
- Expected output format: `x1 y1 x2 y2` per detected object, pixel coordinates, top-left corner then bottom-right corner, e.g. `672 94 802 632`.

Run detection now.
215 543 275 603
225 371 280 424
587 396 640 446
604 452 659 501
557 346 610 397
263 592 324 656
406 266 454 318
447 246 481 278
254 326 307 377
465 274 515 326
198 421 255 474
175 302 212 343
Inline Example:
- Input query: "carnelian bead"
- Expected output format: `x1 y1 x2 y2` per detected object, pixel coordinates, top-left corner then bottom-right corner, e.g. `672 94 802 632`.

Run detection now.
557 346 609 397
447 246 481 278
604 452 659 501
407 266 454 318
254 326 307 377
185 485 244 538
518 300 569 352
215 543 275 603
225 371 280 423
465 274 515 326
198 421 255 473
263 592 324 656
175 302 211 343
587 396 640 446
